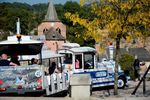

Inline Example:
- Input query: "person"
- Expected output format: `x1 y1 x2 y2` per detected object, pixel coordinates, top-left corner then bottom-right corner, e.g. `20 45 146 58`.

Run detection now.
64 56 72 64
139 61 147 76
75 59 80 69
10 54 20 65
31 58 39 65
48 62 58 75
133 55 140 81
0 53 18 66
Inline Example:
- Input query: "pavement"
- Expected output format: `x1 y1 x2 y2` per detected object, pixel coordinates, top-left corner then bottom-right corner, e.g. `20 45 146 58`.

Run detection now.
0 96 150 100
0 80 150 100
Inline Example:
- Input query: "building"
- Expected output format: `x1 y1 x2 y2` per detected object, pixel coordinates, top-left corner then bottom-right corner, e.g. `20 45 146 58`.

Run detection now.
37 0 66 52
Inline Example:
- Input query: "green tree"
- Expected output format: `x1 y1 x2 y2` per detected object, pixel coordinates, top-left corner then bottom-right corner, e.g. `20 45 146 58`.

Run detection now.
63 1 95 46
0 2 35 36
32 3 47 25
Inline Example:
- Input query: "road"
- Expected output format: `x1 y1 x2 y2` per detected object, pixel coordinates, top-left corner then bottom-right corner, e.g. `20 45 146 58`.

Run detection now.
0 80 150 100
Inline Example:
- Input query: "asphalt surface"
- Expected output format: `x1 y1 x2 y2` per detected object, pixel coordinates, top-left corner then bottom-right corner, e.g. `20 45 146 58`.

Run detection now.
0 80 150 100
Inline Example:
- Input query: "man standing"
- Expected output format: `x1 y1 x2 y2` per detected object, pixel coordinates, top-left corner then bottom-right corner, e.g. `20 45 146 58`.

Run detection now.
133 55 140 81
0 53 18 66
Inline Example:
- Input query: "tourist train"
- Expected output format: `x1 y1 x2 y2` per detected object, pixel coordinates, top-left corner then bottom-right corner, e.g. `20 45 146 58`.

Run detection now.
0 36 128 95
58 43 128 89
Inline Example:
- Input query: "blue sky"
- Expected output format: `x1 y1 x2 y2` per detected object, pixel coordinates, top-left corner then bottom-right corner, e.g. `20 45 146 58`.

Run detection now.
0 0 80 5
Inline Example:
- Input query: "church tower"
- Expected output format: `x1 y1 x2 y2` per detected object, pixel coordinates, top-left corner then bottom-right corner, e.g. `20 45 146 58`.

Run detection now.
37 0 66 51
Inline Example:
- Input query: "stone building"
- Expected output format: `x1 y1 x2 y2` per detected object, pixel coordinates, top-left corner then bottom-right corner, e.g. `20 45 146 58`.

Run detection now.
37 0 66 52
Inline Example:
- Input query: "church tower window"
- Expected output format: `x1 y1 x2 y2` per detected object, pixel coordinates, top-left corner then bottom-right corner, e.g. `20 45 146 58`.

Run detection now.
43 28 48 33
56 27 61 34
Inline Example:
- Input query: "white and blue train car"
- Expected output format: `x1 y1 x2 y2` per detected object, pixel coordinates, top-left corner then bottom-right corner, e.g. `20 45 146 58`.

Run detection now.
57 43 128 89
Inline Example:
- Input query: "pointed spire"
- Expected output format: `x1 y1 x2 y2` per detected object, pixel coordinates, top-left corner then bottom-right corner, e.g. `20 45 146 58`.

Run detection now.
44 0 59 22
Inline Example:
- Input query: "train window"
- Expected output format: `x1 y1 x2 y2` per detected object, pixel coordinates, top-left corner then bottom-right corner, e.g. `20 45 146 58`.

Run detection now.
75 54 82 69
63 54 72 64
84 53 94 69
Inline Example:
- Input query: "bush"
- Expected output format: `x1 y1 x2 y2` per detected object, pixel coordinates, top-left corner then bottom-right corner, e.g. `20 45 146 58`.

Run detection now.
119 53 135 79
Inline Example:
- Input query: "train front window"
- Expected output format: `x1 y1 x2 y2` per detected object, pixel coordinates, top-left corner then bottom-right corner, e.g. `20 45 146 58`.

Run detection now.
84 53 94 69
63 54 72 64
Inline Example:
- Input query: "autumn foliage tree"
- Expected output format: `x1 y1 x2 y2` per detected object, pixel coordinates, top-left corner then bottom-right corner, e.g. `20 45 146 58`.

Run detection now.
65 0 150 95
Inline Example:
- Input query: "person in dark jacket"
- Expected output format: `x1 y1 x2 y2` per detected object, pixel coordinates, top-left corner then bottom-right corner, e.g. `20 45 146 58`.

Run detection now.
49 62 56 75
133 55 140 81
31 58 39 65
10 54 20 66
0 53 18 66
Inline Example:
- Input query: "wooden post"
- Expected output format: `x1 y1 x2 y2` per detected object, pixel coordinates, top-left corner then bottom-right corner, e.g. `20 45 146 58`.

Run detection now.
143 76 146 94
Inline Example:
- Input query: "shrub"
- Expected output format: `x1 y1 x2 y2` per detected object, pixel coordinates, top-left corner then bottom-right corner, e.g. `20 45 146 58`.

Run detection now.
119 53 135 79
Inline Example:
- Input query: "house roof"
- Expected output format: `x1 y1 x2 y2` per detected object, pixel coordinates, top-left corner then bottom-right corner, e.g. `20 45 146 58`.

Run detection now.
106 47 150 61
44 0 60 22
121 48 150 61
44 27 65 41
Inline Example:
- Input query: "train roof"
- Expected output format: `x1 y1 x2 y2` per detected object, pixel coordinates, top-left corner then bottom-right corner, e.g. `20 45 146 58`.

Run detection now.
20 50 64 61
58 46 96 54
0 35 43 55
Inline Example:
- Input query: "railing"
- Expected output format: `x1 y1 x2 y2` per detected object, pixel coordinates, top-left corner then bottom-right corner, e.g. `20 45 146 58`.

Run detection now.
132 65 150 95
44 73 69 96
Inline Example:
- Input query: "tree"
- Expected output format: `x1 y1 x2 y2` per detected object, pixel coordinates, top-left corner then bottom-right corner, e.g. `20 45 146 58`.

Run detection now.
0 3 35 36
63 1 95 46
65 0 150 95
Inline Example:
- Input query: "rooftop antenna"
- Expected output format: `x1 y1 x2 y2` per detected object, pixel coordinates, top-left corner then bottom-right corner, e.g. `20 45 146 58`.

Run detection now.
16 18 21 43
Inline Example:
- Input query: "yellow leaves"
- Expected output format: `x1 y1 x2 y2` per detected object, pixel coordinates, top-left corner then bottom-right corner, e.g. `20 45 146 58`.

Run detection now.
65 0 149 54
135 31 142 37
106 20 122 34
126 35 132 43
128 15 134 23
65 12 89 26
64 12 71 19
80 0 85 7
98 47 106 55
75 32 80 38
120 2 130 10
134 11 150 27
65 12 80 25
108 0 119 3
